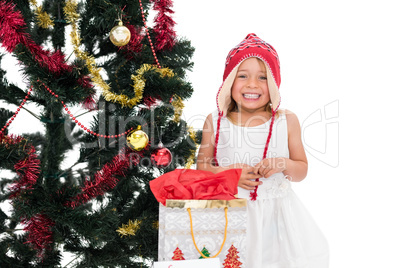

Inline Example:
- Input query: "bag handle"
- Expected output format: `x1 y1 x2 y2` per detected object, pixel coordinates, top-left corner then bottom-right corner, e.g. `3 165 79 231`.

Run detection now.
186 207 228 259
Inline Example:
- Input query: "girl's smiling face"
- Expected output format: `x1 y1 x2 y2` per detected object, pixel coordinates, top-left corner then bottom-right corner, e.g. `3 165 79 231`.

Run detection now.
231 57 270 113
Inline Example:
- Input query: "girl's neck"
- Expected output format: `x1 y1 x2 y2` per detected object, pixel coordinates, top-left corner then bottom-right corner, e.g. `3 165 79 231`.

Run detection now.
227 110 271 127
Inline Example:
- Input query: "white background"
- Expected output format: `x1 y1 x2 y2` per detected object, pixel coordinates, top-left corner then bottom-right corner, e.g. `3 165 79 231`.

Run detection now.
173 1 402 267
1 0 402 267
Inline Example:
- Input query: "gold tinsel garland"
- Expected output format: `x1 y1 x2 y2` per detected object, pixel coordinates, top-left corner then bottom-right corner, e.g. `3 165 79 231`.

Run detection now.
152 220 159 230
125 64 174 108
30 0 54 29
171 94 184 123
102 63 174 108
185 126 198 169
116 219 142 237
64 0 110 101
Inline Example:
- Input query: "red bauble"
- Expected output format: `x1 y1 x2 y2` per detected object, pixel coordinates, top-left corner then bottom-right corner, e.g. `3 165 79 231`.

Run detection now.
151 146 172 168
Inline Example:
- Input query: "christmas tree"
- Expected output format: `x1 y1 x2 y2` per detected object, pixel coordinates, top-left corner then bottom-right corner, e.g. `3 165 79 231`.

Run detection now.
222 245 242 268
171 246 185 260
199 246 211 259
0 0 198 267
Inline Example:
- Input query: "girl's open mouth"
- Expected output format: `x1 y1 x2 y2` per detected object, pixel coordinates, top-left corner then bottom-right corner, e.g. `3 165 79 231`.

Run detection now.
243 93 260 100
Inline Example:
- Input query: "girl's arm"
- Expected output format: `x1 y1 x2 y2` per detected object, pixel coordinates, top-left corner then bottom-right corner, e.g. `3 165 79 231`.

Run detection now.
254 110 308 182
197 113 261 190
196 113 226 173
283 110 308 182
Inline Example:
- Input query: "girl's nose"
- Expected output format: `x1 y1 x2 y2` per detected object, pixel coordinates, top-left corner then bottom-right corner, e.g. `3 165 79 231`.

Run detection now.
247 77 258 88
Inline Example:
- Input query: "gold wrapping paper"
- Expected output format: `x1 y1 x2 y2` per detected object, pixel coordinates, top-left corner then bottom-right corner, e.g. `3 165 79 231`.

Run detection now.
165 199 247 209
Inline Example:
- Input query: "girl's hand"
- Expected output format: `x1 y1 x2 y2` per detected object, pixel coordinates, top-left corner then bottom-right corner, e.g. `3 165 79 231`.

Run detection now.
254 157 287 178
229 163 262 190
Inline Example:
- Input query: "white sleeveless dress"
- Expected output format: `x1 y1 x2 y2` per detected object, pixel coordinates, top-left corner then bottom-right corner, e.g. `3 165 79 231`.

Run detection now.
212 110 329 268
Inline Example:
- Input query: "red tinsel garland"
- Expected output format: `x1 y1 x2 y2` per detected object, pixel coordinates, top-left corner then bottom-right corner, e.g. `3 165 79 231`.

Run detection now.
0 133 40 198
21 214 55 259
9 150 41 197
0 1 72 74
0 134 51 258
66 147 139 208
121 24 145 60
0 132 24 145
82 94 97 110
78 76 97 110
143 96 158 108
151 0 177 51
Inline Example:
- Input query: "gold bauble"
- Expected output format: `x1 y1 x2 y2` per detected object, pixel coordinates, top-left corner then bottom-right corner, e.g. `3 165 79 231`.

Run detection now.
126 126 149 151
109 20 131 47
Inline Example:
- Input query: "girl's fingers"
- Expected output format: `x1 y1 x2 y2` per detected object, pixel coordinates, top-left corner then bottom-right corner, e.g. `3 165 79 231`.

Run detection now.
243 165 256 174
263 168 272 178
239 175 262 190
241 180 261 190
265 169 278 178
259 166 270 178
246 171 260 178
253 164 261 174
238 165 265 190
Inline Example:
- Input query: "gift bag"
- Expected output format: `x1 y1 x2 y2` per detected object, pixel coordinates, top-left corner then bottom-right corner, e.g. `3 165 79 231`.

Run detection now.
158 199 247 267
153 258 220 268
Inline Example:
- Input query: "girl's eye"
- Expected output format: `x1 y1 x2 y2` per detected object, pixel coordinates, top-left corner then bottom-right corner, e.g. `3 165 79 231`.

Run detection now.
259 76 267 80
237 74 247 79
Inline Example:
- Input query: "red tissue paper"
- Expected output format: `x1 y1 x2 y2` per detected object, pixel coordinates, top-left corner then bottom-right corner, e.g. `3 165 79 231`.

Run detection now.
150 169 241 205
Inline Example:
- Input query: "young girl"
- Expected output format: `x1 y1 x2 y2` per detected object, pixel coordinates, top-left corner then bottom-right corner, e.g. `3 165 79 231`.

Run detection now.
197 33 329 268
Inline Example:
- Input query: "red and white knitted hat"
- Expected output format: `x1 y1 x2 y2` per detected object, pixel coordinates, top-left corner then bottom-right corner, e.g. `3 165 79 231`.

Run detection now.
217 33 281 116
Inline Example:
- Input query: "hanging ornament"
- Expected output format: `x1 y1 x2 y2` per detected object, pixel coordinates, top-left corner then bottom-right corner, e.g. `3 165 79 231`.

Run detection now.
151 142 172 168
109 20 131 47
126 126 149 151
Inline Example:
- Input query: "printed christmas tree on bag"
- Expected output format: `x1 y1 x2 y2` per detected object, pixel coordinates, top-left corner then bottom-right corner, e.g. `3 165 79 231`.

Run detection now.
222 245 242 268
172 247 185 260
199 246 211 259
